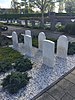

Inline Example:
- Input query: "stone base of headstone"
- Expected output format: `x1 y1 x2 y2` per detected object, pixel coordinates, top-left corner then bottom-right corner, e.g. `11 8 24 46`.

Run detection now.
13 43 19 51
57 46 67 58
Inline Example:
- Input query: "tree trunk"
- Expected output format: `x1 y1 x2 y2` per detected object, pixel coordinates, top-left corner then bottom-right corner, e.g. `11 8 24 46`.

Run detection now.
41 10 44 28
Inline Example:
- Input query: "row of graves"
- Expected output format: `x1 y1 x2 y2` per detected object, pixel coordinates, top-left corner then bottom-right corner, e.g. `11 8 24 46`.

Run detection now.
12 30 69 67
0 30 75 100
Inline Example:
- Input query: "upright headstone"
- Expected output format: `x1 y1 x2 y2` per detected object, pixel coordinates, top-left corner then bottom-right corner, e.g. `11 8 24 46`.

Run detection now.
43 40 55 67
38 32 46 51
25 30 31 36
57 35 68 58
12 31 18 50
24 35 32 57
21 20 25 25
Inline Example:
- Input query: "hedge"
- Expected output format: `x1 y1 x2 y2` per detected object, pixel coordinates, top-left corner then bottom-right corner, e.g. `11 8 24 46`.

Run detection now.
64 23 75 35
1 13 75 20
0 13 48 20
0 61 12 73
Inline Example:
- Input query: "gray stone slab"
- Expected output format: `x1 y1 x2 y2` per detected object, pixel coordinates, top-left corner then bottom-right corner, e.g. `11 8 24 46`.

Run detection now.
73 98 75 100
47 85 65 100
67 85 75 98
36 93 55 100
60 93 73 100
71 70 75 75
57 78 74 91
65 74 75 84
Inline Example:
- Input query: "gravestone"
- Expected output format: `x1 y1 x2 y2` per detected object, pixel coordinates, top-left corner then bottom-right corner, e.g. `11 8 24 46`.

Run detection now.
21 20 25 25
57 35 68 58
43 40 55 67
25 30 31 36
12 31 18 50
38 32 46 51
24 35 32 57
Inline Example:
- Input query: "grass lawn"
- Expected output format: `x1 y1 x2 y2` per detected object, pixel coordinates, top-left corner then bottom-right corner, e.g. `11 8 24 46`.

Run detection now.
32 37 38 48
0 47 22 63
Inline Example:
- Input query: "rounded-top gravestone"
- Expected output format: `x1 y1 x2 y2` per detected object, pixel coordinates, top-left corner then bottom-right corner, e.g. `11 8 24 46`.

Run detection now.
25 30 31 36
38 32 46 51
12 31 18 50
24 35 32 57
43 39 55 67
57 35 68 58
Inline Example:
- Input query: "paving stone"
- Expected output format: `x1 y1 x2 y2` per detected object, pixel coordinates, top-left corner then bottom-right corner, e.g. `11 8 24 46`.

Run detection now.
67 85 75 98
60 93 73 100
73 98 75 100
71 70 75 75
47 85 65 100
36 93 55 100
65 73 75 84
57 78 74 91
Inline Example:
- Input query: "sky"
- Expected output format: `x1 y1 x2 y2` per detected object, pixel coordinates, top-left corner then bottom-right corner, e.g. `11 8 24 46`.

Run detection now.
0 0 11 8
0 0 21 8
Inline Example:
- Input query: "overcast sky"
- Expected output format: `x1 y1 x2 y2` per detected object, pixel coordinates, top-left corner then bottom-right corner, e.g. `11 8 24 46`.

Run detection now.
0 0 10 8
0 0 21 8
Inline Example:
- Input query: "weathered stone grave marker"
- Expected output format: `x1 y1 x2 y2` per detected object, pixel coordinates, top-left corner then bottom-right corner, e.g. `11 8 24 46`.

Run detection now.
24 35 32 57
57 35 68 58
43 40 55 67
38 32 46 51
12 31 18 50
25 30 31 36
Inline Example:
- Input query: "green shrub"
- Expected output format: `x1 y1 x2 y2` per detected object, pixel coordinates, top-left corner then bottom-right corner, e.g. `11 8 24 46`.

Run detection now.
68 42 75 55
0 61 12 73
56 25 65 32
64 23 75 35
2 72 30 94
0 35 12 46
14 58 32 72
0 22 4 27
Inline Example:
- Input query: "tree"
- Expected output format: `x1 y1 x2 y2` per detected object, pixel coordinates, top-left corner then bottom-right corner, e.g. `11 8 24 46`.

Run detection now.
56 0 64 12
59 1 64 12
21 0 33 13
29 0 54 27
65 0 75 13
11 0 20 14
21 0 28 13
47 1 55 12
